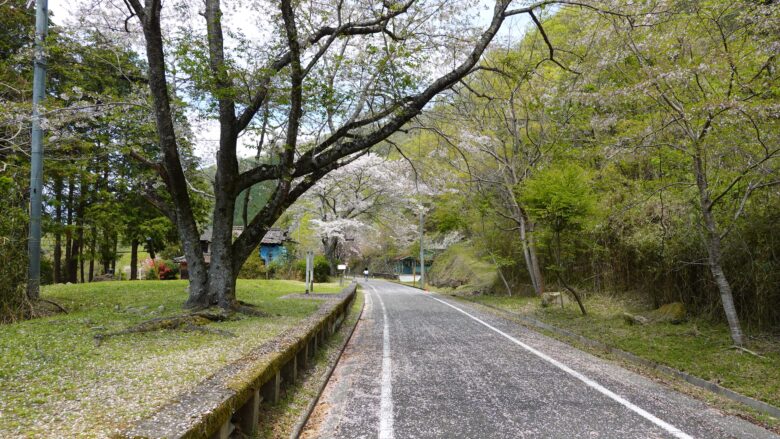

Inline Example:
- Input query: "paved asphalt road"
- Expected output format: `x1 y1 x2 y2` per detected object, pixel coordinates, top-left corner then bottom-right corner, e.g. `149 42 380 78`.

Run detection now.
304 280 778 439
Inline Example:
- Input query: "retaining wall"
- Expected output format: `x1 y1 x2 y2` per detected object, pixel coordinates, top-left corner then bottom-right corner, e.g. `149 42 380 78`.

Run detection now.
122 283 358 439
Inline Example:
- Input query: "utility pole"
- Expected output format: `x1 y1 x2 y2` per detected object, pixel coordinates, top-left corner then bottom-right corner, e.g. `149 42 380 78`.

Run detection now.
27 0 49 300
419 209 425 289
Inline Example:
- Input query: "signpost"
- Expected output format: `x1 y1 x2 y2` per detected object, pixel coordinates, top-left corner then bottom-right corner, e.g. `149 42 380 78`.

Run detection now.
337 264 347 286
305 251 314 294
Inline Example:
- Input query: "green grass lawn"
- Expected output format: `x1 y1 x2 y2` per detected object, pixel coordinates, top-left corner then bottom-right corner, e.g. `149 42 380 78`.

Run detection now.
464 293 780 411
0 279 341 439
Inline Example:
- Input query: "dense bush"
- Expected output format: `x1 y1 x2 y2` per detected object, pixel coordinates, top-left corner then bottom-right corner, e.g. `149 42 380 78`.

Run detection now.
291 255 331 282
313 255 330 282
144 259 178 280
0 211 28 322
238 247 266 279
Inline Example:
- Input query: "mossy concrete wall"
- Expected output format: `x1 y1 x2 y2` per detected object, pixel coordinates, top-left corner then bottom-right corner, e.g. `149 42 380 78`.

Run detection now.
122 284 357 439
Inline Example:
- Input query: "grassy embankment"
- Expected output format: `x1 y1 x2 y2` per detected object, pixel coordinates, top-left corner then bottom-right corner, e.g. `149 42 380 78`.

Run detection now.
0 279 341 438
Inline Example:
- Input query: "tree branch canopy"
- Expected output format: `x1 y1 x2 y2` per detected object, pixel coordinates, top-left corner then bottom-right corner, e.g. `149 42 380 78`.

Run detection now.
123 0 528 307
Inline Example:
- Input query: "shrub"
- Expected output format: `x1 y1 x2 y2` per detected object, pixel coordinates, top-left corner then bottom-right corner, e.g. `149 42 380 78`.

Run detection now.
293 259 307 280
238 247 266 279
144 259 159 280
144 258 178 280
313 255 330 282
158 260 178 280
0 177 29 322
40 258 54 285
291 255 330 282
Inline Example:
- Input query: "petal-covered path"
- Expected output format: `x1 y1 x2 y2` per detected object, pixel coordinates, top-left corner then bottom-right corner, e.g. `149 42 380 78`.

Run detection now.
305 280 777 439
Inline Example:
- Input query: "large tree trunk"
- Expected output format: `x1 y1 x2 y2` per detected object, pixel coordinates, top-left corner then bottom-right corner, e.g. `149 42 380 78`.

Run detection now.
513 201 544 296
88 233 96 282
79 242 84 283
207 197 239 309
693 152 745 346
130 238 139 280
111 236 117 273
139 5 211 309
67 238 78 283
527 222 545 294
322 236 340 275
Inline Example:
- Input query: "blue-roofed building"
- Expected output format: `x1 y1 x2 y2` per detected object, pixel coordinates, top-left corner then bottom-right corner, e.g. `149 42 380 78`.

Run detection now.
259 228 293 265
176 227 293 278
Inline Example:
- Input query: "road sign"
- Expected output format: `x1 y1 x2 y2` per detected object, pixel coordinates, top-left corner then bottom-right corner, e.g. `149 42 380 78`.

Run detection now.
337 264 347 270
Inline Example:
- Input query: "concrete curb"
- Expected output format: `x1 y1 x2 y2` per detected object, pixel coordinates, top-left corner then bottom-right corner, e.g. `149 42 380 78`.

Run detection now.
288 289 365 439
121 283 358 439
463 297 780 420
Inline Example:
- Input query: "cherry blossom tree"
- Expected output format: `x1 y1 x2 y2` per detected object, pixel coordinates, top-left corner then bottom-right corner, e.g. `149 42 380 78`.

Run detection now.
106 0 581 311
302 153 418 271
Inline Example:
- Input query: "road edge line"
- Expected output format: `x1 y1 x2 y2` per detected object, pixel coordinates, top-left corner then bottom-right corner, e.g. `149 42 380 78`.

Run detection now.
368 283 395 439
461 296 780 422
426 294 693 439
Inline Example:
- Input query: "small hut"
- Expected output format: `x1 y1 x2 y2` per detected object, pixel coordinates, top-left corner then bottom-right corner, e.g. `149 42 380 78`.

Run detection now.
176 227 293 279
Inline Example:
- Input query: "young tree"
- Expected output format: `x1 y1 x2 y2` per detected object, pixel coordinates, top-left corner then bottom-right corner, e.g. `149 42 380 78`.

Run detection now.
112 0 574 311
522 164 595 315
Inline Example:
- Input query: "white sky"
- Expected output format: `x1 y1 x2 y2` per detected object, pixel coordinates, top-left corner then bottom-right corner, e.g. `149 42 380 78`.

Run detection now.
48 0 531 165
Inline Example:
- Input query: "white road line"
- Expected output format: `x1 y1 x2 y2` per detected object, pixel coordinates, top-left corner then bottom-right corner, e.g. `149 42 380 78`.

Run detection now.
368 283 394 439
426 294 694 439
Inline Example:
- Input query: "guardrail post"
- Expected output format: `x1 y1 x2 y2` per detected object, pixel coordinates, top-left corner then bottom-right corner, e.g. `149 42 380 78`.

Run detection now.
209 420 233 439
310 335 318 357
297 342 309 369
261 371 281 405
282 356 297 385
233 388 261 435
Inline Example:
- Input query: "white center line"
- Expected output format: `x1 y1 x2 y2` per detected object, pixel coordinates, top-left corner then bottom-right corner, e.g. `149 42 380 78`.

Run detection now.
426 294 694 439
368 283 394 439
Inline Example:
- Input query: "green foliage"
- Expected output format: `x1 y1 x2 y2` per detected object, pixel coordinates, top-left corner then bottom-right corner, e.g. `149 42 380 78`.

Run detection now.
428 243 499 294
0 0 35 321
404 0 780 329
238 247 266 279
429 192 470 233
313 255 330 283
520 164 596 234
144 261 159 280
143 259 178 280
0 204 29 322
